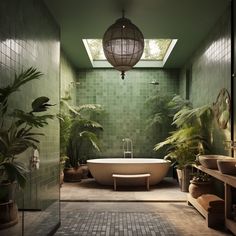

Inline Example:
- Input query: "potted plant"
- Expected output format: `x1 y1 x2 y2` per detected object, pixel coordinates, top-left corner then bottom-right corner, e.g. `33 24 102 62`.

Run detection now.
154 96 213 192
59 109 72 186
59 100 103 182
0 68 54 228
59 156 68 186
189 171 213 198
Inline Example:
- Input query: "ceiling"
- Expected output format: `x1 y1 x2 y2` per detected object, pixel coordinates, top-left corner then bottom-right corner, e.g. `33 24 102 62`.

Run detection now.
44 0 230 69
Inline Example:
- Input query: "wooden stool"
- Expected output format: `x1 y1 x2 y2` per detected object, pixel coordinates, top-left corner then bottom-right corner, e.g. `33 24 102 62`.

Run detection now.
112 173 150 191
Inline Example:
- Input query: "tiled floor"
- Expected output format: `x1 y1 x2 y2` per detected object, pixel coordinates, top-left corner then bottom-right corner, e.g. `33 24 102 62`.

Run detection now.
55 202 232 236
61 177 187 201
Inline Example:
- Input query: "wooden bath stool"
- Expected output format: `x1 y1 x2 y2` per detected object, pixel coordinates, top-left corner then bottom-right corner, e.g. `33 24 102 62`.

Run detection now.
112 173 151 191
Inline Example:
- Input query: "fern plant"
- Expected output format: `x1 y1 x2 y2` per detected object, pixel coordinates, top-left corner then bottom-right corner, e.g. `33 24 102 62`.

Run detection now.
0 68 54 189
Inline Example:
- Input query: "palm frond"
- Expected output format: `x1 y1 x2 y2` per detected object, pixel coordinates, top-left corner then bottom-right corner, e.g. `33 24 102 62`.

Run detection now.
0 68 42 116
173 105 212 127
0 161 28 188
12 109 54 128
79 131 101 152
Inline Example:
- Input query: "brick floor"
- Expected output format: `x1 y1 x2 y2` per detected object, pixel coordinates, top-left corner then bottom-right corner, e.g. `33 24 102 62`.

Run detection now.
55 211 177 236
55 202 233 236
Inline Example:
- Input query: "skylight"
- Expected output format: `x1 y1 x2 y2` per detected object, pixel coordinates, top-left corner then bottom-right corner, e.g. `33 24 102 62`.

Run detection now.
83 39 177 68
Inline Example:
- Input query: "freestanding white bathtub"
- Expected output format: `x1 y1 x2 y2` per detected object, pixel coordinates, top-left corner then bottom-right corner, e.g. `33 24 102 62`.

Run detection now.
87 158 170 186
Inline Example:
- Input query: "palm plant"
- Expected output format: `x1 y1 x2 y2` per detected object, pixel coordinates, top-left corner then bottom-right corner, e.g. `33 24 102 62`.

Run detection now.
145 94 191 155
59 99 103 168
154 96 213 169
0 68 54 190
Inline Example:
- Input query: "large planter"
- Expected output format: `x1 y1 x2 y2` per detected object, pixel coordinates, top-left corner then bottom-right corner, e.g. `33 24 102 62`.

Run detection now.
80 164 89 179
0 182 18 229
0 201 18 229
176 167 192 192
0 182 17 203
188 180 213 198
64 167 83 182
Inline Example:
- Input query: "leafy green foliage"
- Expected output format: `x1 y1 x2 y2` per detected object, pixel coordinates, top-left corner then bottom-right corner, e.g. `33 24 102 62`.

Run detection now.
31 96 55 112
59 98 103 168
0 68 42 122
154 96 213 169
0 67 54 189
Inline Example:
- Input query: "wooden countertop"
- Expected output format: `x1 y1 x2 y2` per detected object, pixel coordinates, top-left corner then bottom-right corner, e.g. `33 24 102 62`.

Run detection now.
194 165 236 188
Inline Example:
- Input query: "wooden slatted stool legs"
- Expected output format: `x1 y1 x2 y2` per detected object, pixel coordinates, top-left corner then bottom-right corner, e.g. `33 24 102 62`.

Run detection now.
114 177 116 191
146 175 150 191
112 173 151 191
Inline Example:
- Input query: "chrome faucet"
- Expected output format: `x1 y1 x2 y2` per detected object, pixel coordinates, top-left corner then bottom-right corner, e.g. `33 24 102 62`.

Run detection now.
122 138 133 158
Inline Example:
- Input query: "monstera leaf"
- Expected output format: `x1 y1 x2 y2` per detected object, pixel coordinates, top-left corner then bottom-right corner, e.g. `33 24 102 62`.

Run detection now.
32 96 55 112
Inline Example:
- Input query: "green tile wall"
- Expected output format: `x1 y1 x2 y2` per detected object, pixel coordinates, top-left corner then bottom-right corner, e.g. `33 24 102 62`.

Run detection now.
76 69 179 158
179 7 231 155
0 0 60 235
60 50 77 103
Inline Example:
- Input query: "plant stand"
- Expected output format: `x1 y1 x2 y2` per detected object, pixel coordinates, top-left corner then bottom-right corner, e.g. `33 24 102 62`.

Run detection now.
0 200 18 229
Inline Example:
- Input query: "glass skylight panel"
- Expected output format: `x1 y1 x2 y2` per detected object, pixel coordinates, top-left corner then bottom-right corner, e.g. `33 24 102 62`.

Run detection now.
142 39 172 60
83 38 177 67
86 39 106 60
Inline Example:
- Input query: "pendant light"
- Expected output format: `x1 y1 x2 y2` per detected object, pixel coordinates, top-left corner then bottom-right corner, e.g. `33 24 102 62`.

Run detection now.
102 11 144 80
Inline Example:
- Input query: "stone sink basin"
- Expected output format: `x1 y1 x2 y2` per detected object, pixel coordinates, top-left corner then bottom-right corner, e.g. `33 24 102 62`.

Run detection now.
217 159 236 175
198 155 233 169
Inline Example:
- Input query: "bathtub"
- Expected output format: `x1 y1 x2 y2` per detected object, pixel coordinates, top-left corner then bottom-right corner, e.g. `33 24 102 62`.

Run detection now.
87 158 170 186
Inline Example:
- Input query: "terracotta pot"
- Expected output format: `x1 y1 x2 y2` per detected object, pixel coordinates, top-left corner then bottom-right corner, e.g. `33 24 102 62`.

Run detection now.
64 167 83 182
188 180 213 198
80 164 89 179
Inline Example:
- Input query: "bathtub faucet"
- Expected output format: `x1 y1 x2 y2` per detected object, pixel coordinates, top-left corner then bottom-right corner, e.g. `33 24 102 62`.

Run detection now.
122 138 133 158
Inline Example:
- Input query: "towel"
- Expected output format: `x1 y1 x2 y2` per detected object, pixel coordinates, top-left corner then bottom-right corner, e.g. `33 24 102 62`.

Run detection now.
197 194 224 213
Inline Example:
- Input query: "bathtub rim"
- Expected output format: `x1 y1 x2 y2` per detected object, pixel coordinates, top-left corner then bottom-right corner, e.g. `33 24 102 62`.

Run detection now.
87 158 171 164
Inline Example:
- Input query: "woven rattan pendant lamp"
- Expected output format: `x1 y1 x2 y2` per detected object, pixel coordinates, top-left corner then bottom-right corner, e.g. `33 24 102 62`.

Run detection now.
102 11 144 80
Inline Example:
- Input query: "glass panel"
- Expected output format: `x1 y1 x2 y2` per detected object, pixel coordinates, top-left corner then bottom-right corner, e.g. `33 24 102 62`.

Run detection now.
86 39 173 61
142 39 172 60
22 154 60 236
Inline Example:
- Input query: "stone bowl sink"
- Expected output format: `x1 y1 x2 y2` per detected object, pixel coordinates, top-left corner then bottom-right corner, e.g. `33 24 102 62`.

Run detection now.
198 155 233 169
217 159 236 175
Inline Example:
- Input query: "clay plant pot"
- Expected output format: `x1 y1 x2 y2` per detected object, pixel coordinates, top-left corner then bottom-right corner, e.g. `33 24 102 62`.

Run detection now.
188 180 213 198
80 164 89 179
63 167 83 182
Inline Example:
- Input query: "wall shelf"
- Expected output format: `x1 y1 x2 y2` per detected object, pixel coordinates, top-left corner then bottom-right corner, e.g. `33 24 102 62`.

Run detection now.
194 165 236 235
